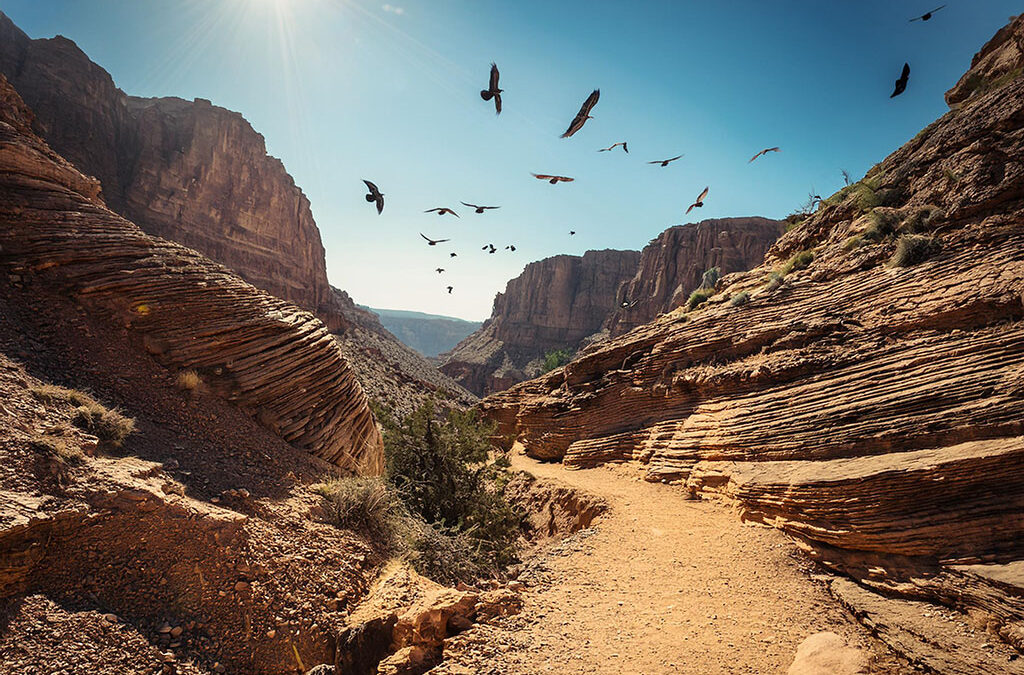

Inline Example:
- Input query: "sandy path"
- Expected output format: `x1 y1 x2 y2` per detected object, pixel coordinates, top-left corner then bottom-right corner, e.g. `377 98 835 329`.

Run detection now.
442 454 879 674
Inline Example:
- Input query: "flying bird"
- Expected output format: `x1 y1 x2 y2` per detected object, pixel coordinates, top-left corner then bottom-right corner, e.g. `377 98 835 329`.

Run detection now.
686 187 709 215
891 63 910 98
648 154 684 167
449 252 458 257
480 62 502 114
599 142 628 153
425 207 460 217
532 173 574 184
461 202 500 214
447 286 453 294
363 180 384 215
569 230 576 236
420 233 450 246
909 5 945 21
749 147 781 163
561 89 600 138
435 268 445 273
482 243 497 254
505 244 516 252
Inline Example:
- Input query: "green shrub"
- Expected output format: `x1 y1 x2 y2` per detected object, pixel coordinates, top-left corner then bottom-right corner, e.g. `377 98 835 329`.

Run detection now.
541 348 574 374
763 272 784 292
780 250 814 276
863 209 899 242
71 402 135 448
315 477 410 544
699 267 721 290
843 235 865 251
888 235 941 268
686 287 715 310
729 291 750 307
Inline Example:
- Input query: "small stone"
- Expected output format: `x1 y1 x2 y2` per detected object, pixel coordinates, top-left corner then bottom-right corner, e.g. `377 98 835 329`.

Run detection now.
266 629 276 639
158 624 172 634
170 626 183 638
234 580 250 592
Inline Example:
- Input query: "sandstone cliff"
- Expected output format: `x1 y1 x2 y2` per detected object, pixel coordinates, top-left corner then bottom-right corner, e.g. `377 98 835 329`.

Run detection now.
440 249 641 396
482 15 1024 669
604 217 783 336
0 73 382 473
0 11 474 414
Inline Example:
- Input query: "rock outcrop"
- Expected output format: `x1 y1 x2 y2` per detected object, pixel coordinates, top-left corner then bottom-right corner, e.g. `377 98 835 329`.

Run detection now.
0 73 382 473
482 15 1024 668
440 249 640 396
604 217 783 336
0 11 475 414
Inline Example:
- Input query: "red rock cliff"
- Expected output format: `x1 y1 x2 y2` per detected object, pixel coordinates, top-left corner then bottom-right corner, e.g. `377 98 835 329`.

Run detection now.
605 217 782 336
482 15 1024 669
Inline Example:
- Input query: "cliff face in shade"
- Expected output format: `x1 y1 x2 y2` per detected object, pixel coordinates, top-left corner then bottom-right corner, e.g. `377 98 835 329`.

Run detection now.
0 11 335 329
482 15 1024 667
440 249 641 396
604 217 783 337
0 73 383 473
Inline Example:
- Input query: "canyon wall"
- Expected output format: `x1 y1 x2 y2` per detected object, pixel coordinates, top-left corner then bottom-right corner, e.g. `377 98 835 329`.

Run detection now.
0 73 383 473
482 15 1024 667
440 249 641 396
604 217 783 336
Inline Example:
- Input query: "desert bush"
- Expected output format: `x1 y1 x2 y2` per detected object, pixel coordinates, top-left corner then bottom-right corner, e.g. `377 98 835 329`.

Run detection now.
888 234 941 268
763 272 784 292
729 291 750 307
315 477 411 544
29 384 93 407
541 348 574 374
863 209 899 241
699 266 721 290
899 205 943 234
780 250 814 276
686 287 715 310
843 235 865 251
71 402 135 448
176 369 202 391
28 434 84 466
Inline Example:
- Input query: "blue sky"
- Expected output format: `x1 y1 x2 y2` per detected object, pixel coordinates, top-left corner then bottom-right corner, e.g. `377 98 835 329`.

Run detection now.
1 0 1018 320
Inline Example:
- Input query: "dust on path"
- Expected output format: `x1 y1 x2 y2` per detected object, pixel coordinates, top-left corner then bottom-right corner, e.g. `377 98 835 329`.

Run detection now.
444 453 880 674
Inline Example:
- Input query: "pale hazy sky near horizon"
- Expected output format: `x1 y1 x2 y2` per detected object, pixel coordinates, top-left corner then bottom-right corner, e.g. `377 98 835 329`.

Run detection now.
1 1 1019 320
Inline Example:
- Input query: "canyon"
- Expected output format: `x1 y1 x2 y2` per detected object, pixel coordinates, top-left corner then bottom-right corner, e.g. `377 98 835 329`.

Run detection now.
482 14 1024 672
441 217 781 396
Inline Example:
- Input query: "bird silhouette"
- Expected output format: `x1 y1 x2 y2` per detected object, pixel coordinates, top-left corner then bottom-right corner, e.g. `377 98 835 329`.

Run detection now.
599 142 628 153
435 268 445 273
363 180 384 215
749 147 781 163
648 154 684 167
532 173 574 184
505 244 516 252
461 202 500 213
561 89 600 138
569 230 576 236
421 233 451 246
425 207 460 217
447 286 453 294
482 243 497 254
686 187 709 214
449 252 458 258
891 63 910 98
909 5 945 21
480 63 502 114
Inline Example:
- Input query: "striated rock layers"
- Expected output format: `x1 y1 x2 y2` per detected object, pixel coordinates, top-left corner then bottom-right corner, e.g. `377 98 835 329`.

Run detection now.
604 217 783 336
483 15 1024 666
441 249 640 396
0 73 382 473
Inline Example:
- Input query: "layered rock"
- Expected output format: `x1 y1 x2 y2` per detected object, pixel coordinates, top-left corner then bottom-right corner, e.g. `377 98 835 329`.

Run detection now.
604 217 783 336
0 11 475 414
482 15 1024 665
440 249 640 396
0 73 382 473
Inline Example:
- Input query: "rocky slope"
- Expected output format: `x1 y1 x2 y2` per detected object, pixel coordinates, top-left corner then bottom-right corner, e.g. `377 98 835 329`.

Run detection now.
0 11 473 415
604 217 783 337
482 15 1024 670
440 249 641 396
367 308 483 359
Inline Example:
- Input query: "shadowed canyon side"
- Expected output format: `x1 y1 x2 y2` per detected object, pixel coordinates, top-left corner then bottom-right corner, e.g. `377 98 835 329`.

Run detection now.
482 14 1024 668
0 11 475 415
0 74 382 473
440 249 641 396
603 217 784 337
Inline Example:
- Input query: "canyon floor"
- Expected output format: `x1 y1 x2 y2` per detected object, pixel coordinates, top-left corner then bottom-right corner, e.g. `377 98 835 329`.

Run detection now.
439 453 904 675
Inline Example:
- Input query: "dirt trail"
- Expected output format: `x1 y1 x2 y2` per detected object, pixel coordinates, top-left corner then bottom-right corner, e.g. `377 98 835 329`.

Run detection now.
442 453 885 674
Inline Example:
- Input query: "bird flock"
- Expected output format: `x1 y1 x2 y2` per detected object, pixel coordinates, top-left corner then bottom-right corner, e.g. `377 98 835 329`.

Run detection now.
360 5 941 296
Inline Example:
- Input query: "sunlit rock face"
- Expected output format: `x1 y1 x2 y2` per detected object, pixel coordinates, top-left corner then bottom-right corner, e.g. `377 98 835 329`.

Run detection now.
482 14 1024 656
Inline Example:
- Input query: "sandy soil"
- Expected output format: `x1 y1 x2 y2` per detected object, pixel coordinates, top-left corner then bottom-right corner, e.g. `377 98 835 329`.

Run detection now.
439 453 896 674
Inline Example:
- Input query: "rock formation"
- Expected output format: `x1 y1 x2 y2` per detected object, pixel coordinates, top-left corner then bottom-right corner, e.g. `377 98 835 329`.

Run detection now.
368 307 483 359
0 73 382 473
482 15 1024 668
604 217 783 336
441 249 641 396
0 11 475 414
